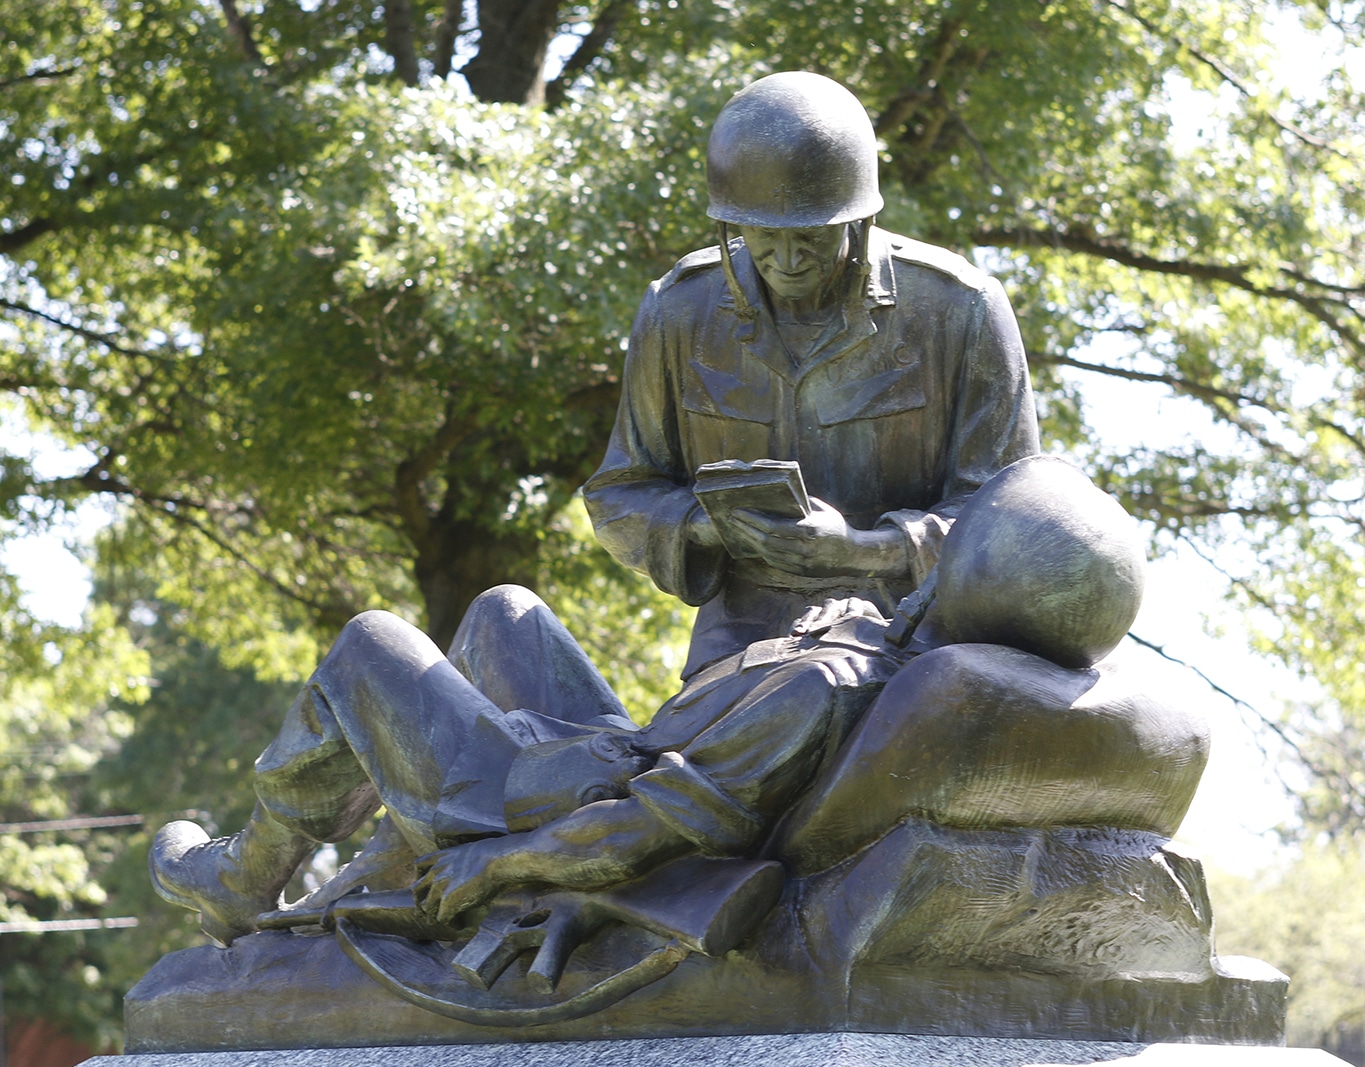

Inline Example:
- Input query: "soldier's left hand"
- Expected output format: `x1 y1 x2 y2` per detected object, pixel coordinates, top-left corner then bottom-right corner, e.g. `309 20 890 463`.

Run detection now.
790 596 884 635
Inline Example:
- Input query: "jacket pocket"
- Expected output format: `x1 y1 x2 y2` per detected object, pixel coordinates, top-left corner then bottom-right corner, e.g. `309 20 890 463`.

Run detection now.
682 359 775 424
814 364 927 425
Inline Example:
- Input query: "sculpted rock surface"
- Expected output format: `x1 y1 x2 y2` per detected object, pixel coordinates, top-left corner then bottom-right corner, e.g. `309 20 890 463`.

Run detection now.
128 821 1285 1050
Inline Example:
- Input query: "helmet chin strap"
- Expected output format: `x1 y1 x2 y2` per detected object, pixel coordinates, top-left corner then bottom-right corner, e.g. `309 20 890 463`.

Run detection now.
717 218 874 321
717 222 758 324
850 217 874 298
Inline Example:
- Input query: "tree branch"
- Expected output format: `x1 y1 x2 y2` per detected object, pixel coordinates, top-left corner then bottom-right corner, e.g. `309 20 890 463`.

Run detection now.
1307 0 1351 34
432 0 468 80
1176 534 1292 619
0 66 80 91
160 507 350 623
1125 630 1317 795
62 461 356 623
0 145 175 253
1035 350 1267 409
1102 0 1348 157
1063 354 1357 530
1130 493 1282 524
875 23 991 189
1275 264 1365 298
59 456 210 514
1156 532 1365 835
948 108 1004 185
0 219 57 255
385 0 421 87
874 86 934 141
0 298 145 359
560 376 620 414
393 395 477 544
219 0 264 64
1312 415 1365 460
973 224 1365 357
461 0 561 105
545 0 631 108
873 18 964 137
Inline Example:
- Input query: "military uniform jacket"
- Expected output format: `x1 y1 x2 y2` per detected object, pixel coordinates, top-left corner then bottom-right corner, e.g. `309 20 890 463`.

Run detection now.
584 227 1039 678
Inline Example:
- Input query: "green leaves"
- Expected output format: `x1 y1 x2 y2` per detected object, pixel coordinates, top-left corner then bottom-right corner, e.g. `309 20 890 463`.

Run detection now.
1210 842 1365 1055
1 0 1364 1043
0 595 150 1044
1 0 1361 798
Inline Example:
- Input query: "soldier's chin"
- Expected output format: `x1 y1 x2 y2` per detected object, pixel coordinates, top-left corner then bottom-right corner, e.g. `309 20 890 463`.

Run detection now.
764 273 819 300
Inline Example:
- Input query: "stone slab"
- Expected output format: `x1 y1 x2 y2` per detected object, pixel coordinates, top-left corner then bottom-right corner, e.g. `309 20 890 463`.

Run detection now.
80 1034 1349 1066
124 923 1288 1051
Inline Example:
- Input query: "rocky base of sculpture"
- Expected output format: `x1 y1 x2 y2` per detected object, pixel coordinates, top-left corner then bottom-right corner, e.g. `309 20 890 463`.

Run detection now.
86 1034 1352 1067
127 823 1287 1052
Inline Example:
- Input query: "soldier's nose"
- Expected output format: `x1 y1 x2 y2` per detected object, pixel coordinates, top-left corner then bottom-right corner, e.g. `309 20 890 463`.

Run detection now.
773 237 802 272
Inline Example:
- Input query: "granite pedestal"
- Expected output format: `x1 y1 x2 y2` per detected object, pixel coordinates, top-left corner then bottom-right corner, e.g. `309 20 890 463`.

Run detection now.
82 1033 1349 1067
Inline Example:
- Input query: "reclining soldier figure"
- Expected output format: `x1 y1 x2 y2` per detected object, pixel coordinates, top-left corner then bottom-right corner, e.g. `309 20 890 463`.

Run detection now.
151 456 1206 960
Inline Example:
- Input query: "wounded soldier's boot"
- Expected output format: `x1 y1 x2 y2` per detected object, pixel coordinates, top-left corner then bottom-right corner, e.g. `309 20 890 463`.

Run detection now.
151 802 315 945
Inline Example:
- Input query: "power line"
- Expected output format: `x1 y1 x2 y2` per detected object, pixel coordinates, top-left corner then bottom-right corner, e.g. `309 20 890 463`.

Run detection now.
0 814 144 834
0 917 138 934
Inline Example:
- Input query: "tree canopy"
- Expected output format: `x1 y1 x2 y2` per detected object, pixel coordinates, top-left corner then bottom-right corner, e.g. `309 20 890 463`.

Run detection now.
1 0 1363 1048
1209 843 1365 1060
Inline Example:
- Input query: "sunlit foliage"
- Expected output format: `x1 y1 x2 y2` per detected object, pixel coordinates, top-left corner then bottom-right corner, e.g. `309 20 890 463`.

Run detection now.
1 0 1363 1046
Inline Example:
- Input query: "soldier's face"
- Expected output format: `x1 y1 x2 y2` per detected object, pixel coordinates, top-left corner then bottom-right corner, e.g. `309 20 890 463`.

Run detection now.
740 224 849 304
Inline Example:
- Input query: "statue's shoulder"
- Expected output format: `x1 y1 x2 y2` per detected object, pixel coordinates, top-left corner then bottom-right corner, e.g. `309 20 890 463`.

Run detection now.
655 245 725 295
882 232 991 292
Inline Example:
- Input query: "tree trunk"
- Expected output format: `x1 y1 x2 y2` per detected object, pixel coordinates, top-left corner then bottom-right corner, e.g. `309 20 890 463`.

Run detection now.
385 0 421 86
416 520 542 653
461 0 560 105
401 383 621 649
220 0 263 63
544 0 629 108
432 0 466 80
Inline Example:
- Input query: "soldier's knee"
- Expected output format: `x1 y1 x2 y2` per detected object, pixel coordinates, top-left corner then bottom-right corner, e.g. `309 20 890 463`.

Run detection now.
464 584 548 627
450 584 595 703
342 609 417 645
322 610 437 670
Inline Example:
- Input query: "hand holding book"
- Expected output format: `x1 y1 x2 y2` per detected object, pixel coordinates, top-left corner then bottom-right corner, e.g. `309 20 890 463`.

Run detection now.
693 458 910 579
693 459 811 560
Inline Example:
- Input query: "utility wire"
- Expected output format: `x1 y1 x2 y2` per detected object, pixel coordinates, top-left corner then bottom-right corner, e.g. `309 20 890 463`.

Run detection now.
0 917 138 934
0 814 144 834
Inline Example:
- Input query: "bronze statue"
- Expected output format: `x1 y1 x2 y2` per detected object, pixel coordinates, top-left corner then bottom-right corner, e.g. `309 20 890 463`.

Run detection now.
132 74 1284 1051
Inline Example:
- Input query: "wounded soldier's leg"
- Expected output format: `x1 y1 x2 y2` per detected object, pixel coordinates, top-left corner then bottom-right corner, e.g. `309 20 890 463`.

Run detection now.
408 653 864 928
414 796 692 926
151 610 530 943
776 643 1210 875
150 803 315 946
262 610 526 851
450 584 633 728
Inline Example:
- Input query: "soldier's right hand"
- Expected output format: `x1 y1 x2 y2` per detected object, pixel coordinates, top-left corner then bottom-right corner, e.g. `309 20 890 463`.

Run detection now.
413 836 517 925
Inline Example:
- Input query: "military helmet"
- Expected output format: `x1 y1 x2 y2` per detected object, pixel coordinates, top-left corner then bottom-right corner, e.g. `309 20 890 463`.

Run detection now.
933 455 1146 669
707 72 884 228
